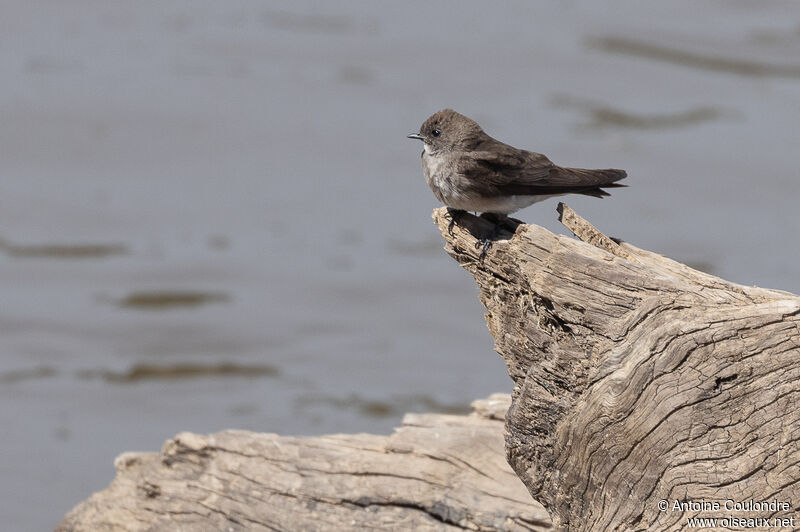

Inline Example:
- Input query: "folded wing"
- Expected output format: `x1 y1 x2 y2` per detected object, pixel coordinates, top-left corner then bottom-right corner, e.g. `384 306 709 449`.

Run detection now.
458 141 626 198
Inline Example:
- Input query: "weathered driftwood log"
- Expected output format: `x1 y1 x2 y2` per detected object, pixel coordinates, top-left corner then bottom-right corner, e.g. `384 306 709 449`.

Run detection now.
57 394 551 531
432 205 800 531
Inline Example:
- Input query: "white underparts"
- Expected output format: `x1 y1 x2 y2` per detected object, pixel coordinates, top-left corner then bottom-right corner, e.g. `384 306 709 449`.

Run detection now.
442 194 561 215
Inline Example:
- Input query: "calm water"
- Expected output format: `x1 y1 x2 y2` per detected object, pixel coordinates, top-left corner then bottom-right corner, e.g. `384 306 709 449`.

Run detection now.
2 2 799 529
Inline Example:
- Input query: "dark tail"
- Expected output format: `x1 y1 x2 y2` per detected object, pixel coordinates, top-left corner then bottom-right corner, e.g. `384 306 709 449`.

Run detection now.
557 167 627 184
551 167 627 198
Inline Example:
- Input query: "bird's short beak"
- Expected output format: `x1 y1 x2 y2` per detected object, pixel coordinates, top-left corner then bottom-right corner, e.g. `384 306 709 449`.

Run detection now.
407 133 425 140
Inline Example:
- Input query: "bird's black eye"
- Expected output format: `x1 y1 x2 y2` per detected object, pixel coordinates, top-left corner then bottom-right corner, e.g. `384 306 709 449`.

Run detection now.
432 129 441 137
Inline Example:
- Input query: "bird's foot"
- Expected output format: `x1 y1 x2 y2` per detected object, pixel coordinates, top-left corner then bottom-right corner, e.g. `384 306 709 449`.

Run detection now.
475 214 506 261
475 216 501 262
446 208 466 236
477 238 493 261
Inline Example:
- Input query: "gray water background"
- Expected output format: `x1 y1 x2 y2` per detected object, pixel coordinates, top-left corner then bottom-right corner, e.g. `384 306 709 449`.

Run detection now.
2 2 799 529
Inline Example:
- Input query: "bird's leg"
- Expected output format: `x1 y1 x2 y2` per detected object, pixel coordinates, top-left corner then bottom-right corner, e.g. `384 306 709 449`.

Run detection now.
475 213 507 261
479 234 494 260
446 208 466 236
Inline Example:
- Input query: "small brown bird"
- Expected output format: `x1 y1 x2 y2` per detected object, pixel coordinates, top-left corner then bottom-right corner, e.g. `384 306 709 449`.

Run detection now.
408 109 627 216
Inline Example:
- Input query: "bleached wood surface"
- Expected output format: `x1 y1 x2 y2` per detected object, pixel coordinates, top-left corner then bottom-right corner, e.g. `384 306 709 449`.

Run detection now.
432 204 800 530
57 394 551 531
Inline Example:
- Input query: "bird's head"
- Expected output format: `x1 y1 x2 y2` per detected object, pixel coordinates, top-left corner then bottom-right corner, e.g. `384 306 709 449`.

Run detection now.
407 109 485 154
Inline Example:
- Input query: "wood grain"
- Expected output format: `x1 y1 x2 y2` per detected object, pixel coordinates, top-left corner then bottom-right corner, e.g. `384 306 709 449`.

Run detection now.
57 394 551 531
432 204 800 530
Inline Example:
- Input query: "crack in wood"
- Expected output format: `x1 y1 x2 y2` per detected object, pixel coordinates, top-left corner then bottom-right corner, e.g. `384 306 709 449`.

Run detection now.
432 205 800 531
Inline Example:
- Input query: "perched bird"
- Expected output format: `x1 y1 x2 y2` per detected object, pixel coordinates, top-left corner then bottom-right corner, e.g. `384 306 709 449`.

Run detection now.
408 109 626 214
408 109 627 256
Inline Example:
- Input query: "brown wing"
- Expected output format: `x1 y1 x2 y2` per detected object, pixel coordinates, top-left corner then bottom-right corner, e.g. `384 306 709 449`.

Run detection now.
458 139 626 197
455 142 553 195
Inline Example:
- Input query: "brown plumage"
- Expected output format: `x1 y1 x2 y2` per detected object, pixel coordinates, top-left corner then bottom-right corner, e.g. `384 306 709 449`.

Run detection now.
408 109 626 215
